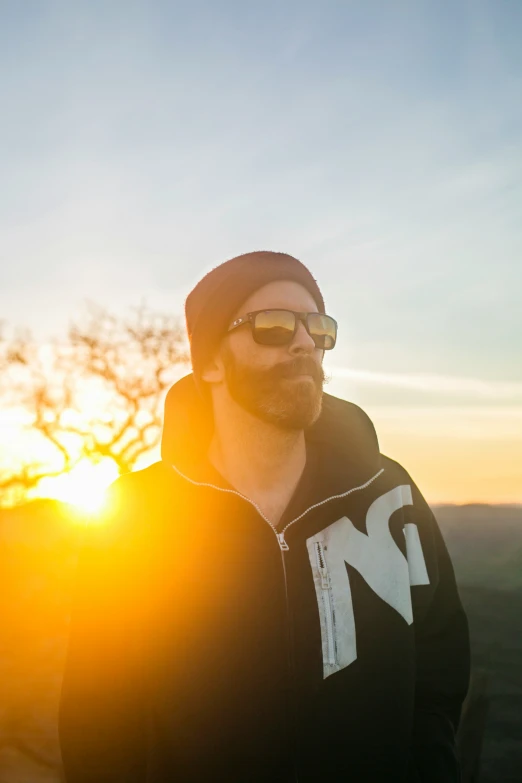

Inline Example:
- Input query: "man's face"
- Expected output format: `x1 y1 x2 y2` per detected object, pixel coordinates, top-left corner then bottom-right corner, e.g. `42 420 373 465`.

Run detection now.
214 280 326 430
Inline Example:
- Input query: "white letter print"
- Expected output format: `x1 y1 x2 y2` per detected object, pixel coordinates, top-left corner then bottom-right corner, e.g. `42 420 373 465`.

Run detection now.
306 485 430 678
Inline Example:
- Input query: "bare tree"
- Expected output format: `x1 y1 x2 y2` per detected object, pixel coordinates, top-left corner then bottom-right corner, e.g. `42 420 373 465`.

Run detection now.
0 303 189 505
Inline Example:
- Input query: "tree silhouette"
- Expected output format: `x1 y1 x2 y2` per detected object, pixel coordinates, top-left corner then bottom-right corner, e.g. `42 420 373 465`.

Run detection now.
0 303 189 505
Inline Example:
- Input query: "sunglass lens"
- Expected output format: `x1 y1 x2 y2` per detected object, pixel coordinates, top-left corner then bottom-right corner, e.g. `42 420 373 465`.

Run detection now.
254 310 296 345
307 314 337 349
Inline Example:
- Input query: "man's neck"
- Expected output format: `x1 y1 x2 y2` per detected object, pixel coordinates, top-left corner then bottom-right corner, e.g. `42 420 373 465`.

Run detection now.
207 393 307 506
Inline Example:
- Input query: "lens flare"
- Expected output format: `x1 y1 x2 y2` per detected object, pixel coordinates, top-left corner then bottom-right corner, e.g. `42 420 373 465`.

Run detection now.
37 459 119 515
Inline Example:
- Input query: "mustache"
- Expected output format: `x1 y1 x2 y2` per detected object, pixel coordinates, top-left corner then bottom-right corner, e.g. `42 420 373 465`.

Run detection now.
270 355 325 384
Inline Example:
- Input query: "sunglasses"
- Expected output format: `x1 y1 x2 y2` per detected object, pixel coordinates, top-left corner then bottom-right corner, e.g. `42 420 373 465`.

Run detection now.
227 309 337 350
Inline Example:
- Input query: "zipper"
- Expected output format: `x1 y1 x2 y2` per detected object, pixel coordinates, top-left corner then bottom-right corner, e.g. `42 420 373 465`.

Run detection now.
278 543 299 783
315 542 336 666
170 463 384 551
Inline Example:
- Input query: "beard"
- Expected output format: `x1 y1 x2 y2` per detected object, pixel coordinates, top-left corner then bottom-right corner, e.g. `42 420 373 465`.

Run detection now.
220 344 325 430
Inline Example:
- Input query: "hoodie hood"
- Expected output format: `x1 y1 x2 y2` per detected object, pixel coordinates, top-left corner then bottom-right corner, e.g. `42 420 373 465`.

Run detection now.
161 373 383 490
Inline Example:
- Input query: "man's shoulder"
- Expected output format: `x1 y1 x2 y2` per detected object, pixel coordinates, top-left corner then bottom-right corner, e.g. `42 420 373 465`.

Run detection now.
109 460 185 517
110 459 172 497
380 453 412 481
379 453 436 527
86 461 176 547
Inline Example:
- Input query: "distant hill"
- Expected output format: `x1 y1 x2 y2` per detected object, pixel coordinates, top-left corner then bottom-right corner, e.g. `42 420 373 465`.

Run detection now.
0 498 83 782
0 498 84 547
431 504 522 782
432 503 522 592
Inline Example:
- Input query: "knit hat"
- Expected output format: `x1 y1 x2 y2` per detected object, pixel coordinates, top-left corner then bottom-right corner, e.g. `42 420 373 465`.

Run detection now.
185 251 325 397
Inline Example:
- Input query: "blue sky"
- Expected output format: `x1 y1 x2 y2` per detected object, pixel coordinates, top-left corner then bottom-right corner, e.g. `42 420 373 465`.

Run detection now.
1 1 521 501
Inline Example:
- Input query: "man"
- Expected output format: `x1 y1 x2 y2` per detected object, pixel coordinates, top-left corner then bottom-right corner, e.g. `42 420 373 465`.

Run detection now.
59 251 471 782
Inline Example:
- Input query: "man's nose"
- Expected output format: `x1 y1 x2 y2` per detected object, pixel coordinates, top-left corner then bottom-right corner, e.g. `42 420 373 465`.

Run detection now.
289 318 316 354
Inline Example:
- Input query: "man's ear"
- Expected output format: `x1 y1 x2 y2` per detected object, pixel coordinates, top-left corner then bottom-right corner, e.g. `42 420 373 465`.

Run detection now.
201 348 225 384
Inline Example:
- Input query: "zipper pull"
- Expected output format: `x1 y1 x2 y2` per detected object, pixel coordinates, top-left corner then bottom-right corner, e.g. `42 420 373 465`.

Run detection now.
319 568 329 589
277 532 289 551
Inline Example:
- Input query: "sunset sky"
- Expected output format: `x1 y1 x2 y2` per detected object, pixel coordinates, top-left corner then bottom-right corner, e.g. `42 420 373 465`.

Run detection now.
1 2 521 505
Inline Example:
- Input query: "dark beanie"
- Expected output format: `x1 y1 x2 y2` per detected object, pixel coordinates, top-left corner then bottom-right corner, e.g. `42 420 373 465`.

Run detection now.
185 250 325 397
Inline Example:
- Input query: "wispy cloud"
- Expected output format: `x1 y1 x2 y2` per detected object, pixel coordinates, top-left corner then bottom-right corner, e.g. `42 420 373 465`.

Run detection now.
326 367 522 403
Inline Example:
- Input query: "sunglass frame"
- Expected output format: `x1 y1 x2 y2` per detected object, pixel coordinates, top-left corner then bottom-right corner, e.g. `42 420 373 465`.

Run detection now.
227 309 337 349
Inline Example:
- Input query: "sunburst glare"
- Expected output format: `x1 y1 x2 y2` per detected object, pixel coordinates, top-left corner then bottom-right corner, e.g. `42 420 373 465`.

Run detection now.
37 459 120 515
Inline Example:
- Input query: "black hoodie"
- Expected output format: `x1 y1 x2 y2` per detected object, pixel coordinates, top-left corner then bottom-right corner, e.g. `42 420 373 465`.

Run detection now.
59 373 471 782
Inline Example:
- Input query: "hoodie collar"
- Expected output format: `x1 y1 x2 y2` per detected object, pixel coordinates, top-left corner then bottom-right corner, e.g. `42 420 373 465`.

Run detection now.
161 374 383 497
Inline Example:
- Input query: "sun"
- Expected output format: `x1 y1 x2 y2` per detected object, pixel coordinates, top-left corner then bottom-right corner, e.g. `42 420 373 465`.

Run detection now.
37 459 120 516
